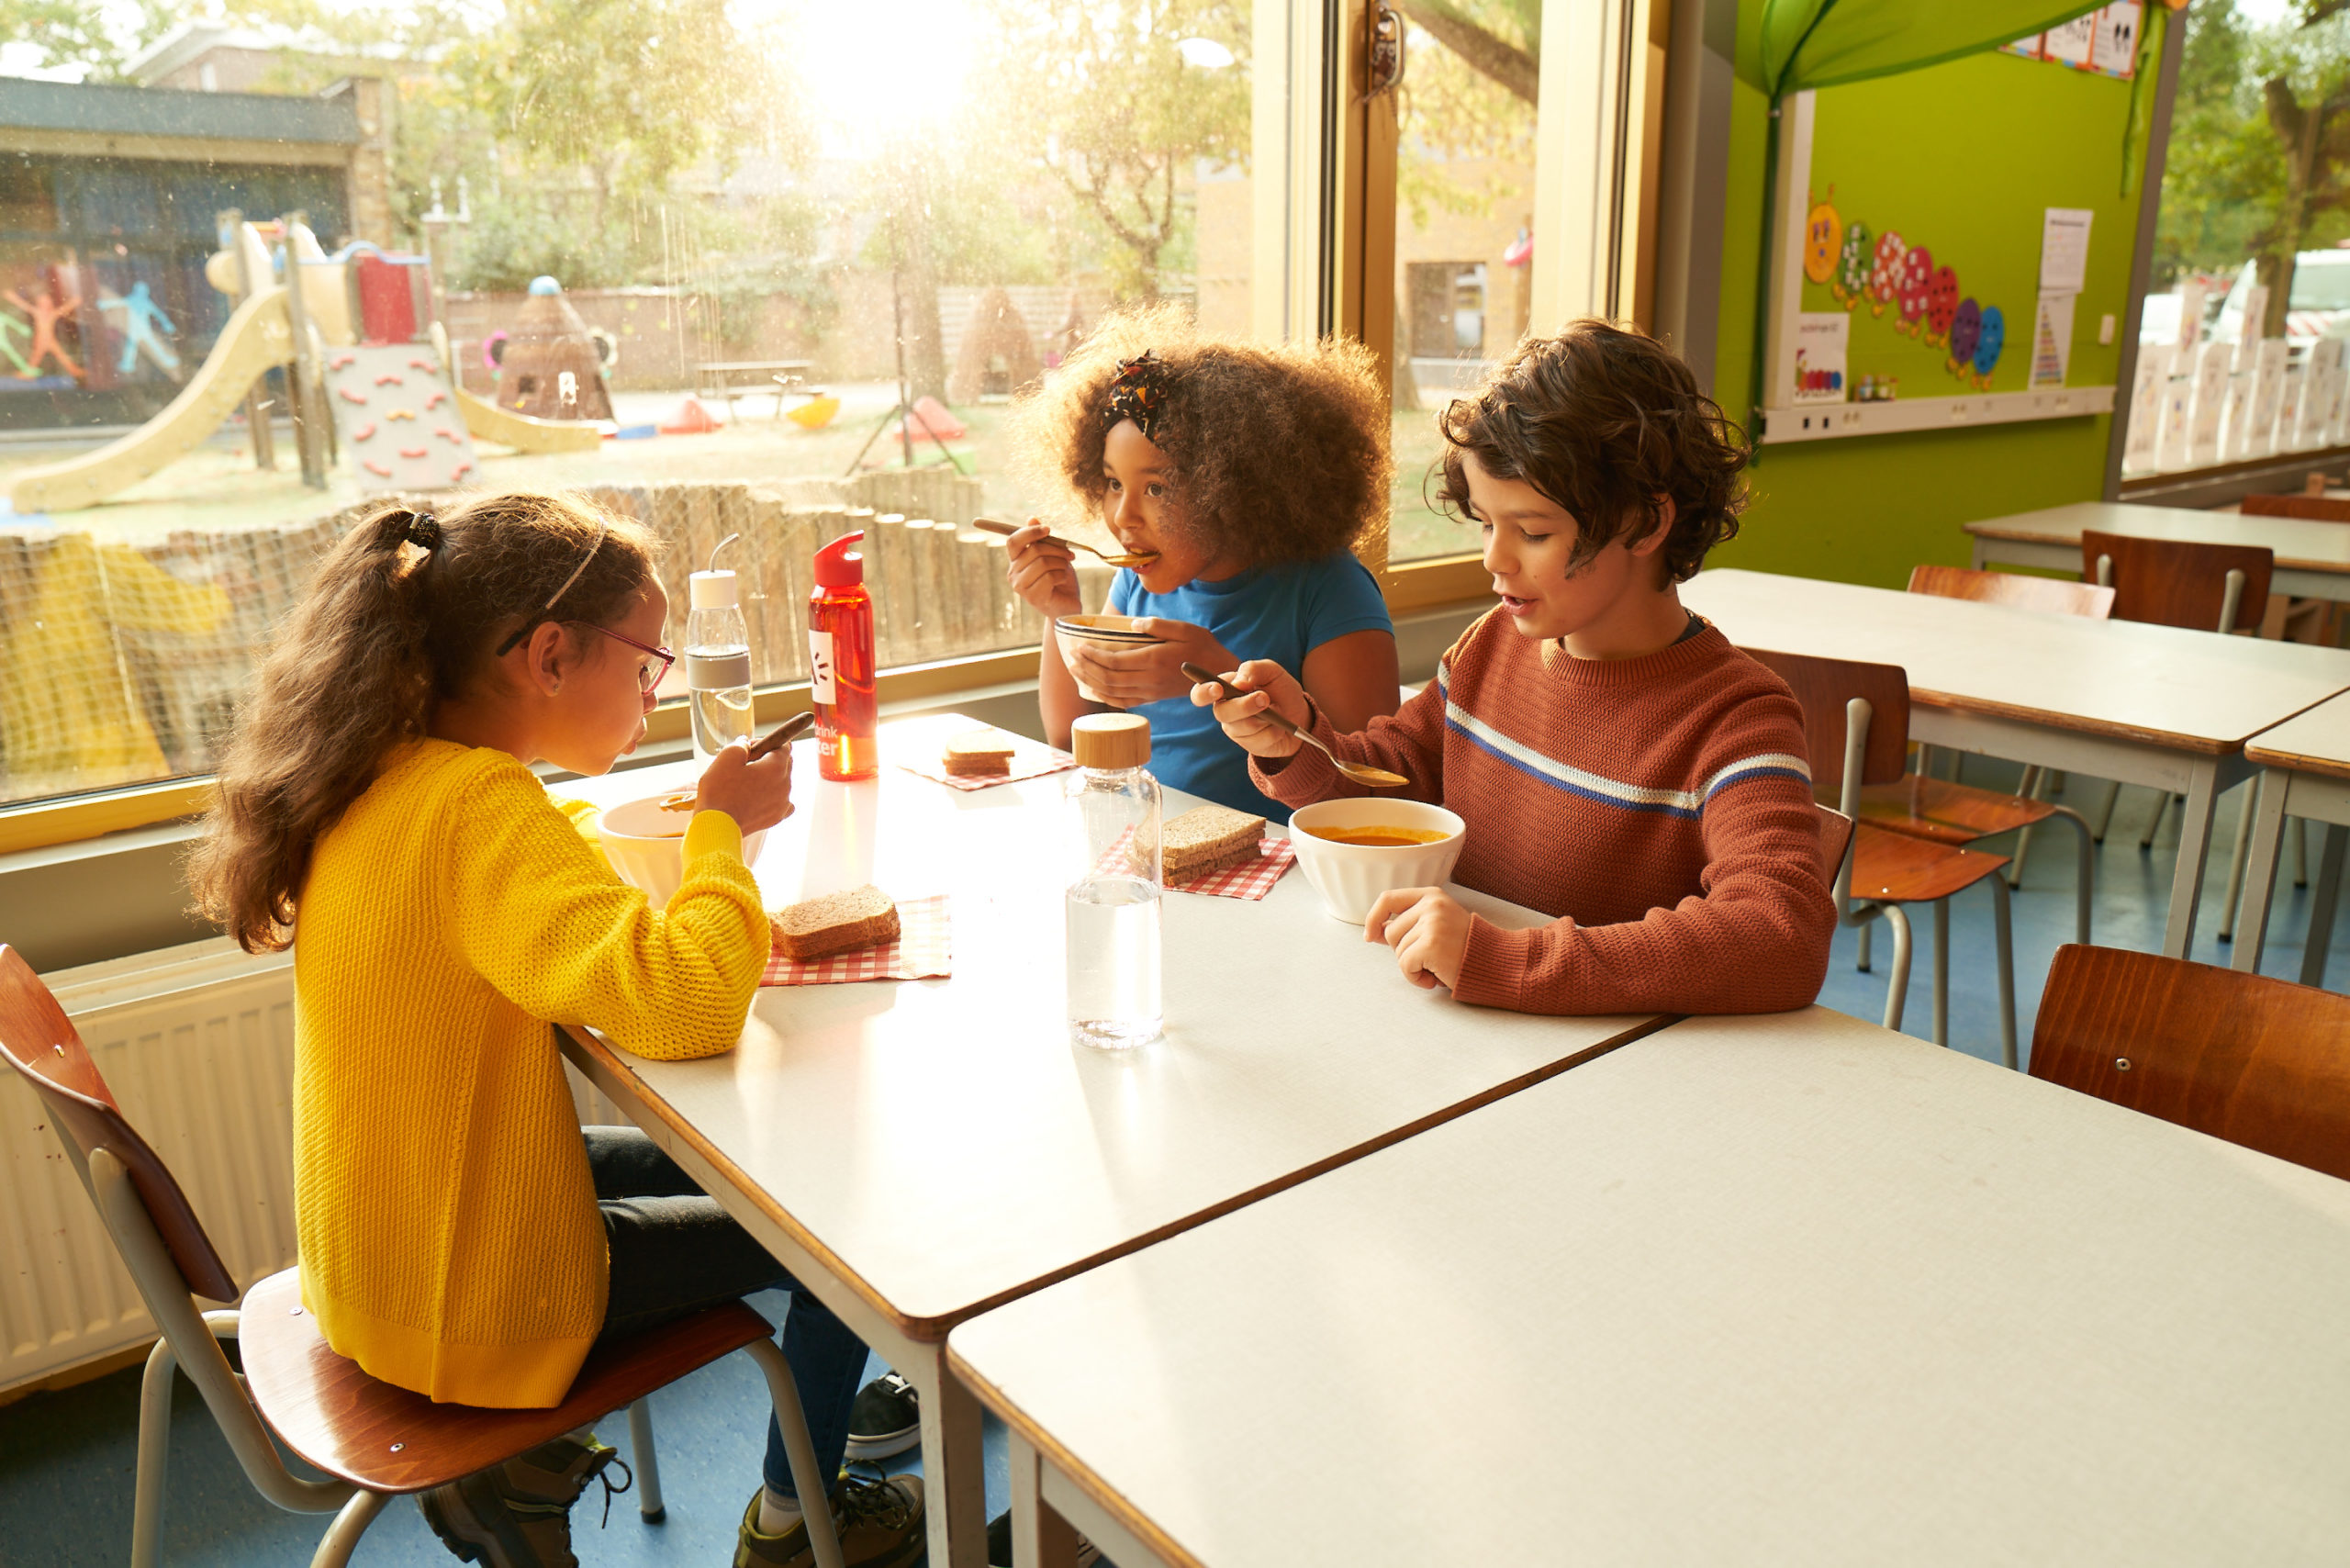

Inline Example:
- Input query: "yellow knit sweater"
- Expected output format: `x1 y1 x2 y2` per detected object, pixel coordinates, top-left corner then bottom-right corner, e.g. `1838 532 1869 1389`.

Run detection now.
292 738 767 1408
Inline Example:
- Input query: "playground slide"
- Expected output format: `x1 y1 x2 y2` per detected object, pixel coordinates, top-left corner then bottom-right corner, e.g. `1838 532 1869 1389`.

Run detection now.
453 386 601 454
8 287 296 515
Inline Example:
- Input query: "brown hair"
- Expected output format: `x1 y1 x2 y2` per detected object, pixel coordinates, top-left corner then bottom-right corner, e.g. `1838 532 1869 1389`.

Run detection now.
1436 319 1748 583
1013 301 1392 568
188 491 660 953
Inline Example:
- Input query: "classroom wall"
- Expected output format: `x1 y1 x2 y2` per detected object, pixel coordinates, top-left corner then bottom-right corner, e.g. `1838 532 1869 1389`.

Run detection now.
1707 10 2146 588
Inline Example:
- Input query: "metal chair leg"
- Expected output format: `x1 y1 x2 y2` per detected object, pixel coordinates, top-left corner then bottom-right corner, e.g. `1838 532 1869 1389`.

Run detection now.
2303 824 2348 990
628 1397 666 1522
133 1337 181 1568
2089 779 2121 842
2218 776 2262 943
1856 914 1873 973
309 1489 390 1568
2293 816 2309 889
2050 805 2094 946
1881 905 1912 1033
1932 898 1951 1047
742 1338 847 1568
2007 767 2046 888
1991 874 2019 1070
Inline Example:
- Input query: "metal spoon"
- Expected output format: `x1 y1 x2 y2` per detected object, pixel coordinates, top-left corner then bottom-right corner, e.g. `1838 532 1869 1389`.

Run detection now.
970 516 1159 569
1181 662 1412 790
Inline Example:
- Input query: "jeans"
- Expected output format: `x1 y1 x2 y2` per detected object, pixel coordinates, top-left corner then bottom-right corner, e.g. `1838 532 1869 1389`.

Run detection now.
586 1126 869 1500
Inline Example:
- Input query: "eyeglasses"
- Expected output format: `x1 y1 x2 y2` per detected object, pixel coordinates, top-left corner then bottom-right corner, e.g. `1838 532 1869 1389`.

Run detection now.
588 624 675 694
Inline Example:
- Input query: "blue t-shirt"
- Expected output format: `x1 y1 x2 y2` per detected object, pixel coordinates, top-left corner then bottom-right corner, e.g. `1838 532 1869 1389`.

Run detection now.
1108 550 1393 823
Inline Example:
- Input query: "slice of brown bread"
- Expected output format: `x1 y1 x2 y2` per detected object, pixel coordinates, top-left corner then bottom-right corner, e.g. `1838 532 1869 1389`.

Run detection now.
943 729 1015 777
1161 804 1266 882
771 885 901 961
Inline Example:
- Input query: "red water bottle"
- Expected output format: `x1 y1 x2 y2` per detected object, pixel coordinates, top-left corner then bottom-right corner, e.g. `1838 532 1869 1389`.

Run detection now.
810 531 878 780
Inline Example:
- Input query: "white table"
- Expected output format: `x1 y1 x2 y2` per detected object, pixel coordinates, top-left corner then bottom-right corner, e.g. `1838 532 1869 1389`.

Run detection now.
1680 567 2350 957
2232 692 2350 983
950 1005 2350 1567
1965 498 2350 604
552 714 1667 1566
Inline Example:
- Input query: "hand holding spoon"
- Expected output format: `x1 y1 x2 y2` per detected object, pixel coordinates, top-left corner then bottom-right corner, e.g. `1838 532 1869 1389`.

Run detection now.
971 516 1158 569
1181 662 1411 789
661 711 815 812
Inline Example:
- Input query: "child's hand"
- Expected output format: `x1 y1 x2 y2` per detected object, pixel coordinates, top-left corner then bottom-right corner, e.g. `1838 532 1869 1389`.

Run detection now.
1005 520 1084 621
1188 659 1312 759
692 738 793 835
1064 619 1235 708
1364 888 1472 991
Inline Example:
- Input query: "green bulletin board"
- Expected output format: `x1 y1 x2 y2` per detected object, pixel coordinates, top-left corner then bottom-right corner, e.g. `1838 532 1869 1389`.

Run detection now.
1789 48 2140 406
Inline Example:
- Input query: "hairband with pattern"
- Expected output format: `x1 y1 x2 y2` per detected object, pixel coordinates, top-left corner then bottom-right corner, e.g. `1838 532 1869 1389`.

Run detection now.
1101 351 1170 442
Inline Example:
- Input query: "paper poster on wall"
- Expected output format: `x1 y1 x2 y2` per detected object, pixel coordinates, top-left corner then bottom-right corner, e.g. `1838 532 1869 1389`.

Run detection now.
1791 312 1850 403
2123 345 2168 471
2246 338 2288 458
2042 13 2097 66
2030 291 2076 388
2188 341 2231 467
2000 33 2043 59
2234 286 2270 371
2091 4 2142 77
2040 208 2093 293
2155 364 2195 471
2220 370 2256 461
2177 280 2207 348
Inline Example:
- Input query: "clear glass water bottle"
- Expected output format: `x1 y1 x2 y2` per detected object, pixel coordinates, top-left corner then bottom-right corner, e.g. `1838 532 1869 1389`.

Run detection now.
687 536 755 762
1065 713 1163 1051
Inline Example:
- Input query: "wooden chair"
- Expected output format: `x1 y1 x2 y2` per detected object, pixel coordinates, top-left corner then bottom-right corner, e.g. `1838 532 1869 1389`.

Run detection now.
1745 647 2019 1066
2031 943 2350 1182
0 945 848 1568
2239 491 2350 522
1879 566 2100 943
2080 531 2282 939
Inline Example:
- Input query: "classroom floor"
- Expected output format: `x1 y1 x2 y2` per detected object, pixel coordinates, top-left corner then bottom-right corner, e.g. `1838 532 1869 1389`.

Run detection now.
0 761 2332 1566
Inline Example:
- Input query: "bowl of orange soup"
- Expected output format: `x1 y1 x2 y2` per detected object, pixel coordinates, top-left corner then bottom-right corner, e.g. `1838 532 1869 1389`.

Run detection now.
1286 798 1466 924
596 793 770 908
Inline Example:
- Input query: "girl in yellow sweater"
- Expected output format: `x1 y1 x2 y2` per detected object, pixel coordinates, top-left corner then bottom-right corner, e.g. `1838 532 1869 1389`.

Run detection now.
188 493 923 1568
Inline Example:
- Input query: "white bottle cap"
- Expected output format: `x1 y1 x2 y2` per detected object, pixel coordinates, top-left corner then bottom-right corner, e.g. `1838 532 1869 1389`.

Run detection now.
689 569 739 610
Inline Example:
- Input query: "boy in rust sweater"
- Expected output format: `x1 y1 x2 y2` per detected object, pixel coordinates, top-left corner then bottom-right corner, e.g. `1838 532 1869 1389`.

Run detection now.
1194 319 1834 1015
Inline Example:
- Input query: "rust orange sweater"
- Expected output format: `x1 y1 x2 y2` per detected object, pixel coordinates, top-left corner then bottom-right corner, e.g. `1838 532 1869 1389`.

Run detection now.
1252 610 1834 1014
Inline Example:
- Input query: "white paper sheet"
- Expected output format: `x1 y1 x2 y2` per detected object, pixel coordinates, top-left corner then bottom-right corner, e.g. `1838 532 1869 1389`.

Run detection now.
2040 208 2094 293
2030 291 2076 388
1791 312 1849 405
2092 3 2142 77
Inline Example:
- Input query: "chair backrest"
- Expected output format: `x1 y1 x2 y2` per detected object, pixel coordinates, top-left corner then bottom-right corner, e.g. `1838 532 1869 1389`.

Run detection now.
0 944 241 1301
2030 944 2350 1182
2079 529 2273 633
1907 563 2115 620
1740 646 1910 800
2240 492 2350 522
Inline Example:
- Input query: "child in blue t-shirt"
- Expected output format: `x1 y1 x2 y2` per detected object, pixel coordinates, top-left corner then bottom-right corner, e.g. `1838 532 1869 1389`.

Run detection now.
1003 304 1400 821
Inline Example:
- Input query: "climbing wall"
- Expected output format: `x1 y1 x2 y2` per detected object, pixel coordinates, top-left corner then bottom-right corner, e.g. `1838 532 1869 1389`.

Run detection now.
322 343 478 493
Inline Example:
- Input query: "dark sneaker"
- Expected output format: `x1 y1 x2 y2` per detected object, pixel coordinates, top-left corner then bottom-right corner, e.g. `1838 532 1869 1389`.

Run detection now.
420 1434 631 1568
736 1473 925 1568
845 1371 921 1460
986 1506 1103 1566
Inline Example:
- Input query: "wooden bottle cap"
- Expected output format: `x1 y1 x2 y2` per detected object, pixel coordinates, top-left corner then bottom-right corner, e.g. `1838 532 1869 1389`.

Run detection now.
1071 712 1150 769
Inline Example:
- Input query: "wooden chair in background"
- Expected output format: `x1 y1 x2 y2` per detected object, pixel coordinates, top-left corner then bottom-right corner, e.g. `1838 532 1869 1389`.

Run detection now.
1888 566 2100 943
2031 943 2350 1182
2235 493 2343 646
1745 647 2019 1066
0 945 850 1568
2239 491 2350 522
2080 530 2287 943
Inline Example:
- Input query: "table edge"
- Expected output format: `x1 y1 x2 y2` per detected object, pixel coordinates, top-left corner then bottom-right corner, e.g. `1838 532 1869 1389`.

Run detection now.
1963 519 2350 576
1910 687 2242 756
948 1345 1207 1568
2246 745 2350 780
564 1011 1678 1341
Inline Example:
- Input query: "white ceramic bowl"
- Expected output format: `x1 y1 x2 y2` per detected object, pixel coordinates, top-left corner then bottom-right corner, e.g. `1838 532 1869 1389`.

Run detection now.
596 794 769 907
1286 798 1467 924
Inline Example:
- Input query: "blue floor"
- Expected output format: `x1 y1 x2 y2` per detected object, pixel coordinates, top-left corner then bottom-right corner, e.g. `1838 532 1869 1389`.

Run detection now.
5 759 2340 1566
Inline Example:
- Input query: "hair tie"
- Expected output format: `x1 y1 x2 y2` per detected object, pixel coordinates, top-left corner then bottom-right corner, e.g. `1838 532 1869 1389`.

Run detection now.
1102 351 1170 442
404 511 442 551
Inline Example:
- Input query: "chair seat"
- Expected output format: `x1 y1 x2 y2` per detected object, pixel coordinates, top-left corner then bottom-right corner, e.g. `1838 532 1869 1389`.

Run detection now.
1851 823 2010 905
1856 774 2058 845
239 1268 773 1495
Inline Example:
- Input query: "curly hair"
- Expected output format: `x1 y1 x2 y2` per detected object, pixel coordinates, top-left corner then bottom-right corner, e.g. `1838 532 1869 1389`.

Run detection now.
188 491 660 953
1013 301 1392 568
1436 319 1749 583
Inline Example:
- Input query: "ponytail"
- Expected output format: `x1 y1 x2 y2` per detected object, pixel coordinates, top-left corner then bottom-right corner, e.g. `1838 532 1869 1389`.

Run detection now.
189 491 657 952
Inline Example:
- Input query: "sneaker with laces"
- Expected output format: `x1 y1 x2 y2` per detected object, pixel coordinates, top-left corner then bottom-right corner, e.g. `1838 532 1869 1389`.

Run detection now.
845 1371 921 1460
419 1433 632 1568
986 1506 1103 1566
736 1473 926 1568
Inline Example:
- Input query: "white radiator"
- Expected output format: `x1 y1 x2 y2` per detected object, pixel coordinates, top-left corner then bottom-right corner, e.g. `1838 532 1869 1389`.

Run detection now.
2 936 628 1394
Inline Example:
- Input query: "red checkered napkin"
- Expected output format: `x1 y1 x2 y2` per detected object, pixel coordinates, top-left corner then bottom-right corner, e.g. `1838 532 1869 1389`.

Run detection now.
762 894 951 986
891 719 1080 792
1167 837 1297 901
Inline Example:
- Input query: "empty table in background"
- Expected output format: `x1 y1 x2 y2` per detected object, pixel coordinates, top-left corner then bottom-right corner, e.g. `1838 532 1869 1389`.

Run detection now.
2231 690 2350 983
1679 567 2350 957
1964 498 2350 604
950 1005 2350 1568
